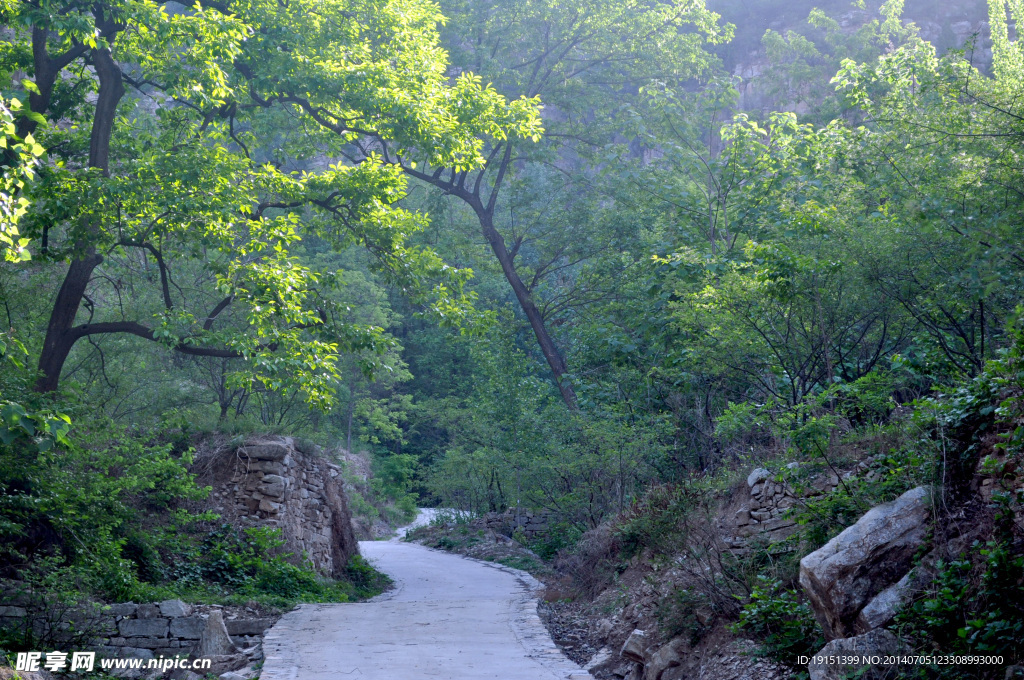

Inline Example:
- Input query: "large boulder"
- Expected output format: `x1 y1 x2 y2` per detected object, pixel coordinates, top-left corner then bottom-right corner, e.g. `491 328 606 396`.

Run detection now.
807 629 906 680
642 638 685 680
799 486 931 639
620 629 650 663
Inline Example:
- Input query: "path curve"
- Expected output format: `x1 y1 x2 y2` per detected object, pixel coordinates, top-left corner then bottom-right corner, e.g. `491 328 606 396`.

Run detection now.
260 512 587 680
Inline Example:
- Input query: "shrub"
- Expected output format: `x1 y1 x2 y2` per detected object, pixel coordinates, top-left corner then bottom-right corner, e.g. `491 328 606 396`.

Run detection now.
615 484 699 558
894 510 1024 678
731 576 824 670
657 587 715 645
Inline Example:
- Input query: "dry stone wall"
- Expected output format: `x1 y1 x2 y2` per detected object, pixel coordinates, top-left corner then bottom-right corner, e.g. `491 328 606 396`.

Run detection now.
197 436 358 577
482 508 556 539
0 590 270 671
723 464 839 554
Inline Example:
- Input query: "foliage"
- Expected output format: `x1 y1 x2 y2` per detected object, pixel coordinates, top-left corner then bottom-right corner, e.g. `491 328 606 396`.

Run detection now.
3 0 1024 670
0 416 204 599
894 530 1024 678
194 525 383 605
731 576 824 670
0 96 42 262
2 0 540 405
615 484 699 559
656 587 715 645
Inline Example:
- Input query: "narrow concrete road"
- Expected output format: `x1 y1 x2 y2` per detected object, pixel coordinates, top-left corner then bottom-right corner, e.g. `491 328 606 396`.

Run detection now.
260 512 587 680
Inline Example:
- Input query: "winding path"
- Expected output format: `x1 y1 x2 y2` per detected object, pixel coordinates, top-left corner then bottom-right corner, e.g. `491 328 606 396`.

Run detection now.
260 512 587 680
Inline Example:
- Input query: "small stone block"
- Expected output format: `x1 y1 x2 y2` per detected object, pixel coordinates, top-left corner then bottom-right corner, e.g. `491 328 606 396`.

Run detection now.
136 603 161 619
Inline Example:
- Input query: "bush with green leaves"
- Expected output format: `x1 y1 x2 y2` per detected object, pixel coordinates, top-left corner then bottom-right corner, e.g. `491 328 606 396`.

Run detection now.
0 415 206 600
615 484 701 559
790 444 927 548
195 525 380 605
893 498 1024 679
731 576 824 670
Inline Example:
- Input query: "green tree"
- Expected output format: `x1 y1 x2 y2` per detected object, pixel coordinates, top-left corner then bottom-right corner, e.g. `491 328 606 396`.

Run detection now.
4 0 538 407
352 0 731 408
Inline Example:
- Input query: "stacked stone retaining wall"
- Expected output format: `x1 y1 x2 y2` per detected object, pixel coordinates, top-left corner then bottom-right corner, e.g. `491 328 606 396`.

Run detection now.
0 590 274 663
197 436 359 577
482 508 556 539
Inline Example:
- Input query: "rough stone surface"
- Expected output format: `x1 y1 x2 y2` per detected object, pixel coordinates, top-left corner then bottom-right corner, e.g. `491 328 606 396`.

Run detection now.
800 487 931 638
118 617 169 638
136 603 160 619
479 508 558 539
194 436 359 577
218 671 258 680
620 629 649 663
158 599 191 618
807 629 906 680
642 638 683 680
585 647 613 671
855 572 914 633
201 654 250 676
107 603 138 617
195 611 241 658
747 468 771 488
0 668 55 680
169 616 205 639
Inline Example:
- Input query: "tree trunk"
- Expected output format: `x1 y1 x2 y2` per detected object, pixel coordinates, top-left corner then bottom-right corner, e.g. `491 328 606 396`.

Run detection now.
478 211 578 409
34 44 124 393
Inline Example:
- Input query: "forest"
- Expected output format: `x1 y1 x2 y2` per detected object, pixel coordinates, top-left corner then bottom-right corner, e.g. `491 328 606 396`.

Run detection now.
1 0 1023 676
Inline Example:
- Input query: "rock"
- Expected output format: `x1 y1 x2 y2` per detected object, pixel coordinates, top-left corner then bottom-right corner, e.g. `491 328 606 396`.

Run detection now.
136 603 161 619
258 475 287 498
799 486 931 639
225 618 275 636
251 460 286 475
170 616 206 639
760 517 795 532
610 661 635 678
620 629 649 663
194 611 241 657
855 572 915 633
106 603 139 618
0 668 55 680
258 499 281 513
159 599 191 618
118 617 169 638
748 468 771 488
112 647 155 659
585 647 613 671
0 606 27 617
807 629 906 680
242 438 290 461
643 638 684 680
594 618 615 640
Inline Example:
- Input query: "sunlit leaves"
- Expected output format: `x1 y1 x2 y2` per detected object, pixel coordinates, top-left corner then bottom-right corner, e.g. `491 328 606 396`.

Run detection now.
0 98 42 262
